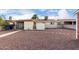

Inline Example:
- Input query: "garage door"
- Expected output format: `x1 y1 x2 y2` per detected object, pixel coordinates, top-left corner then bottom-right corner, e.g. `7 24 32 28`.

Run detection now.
24 22 34 30
36 23 45 30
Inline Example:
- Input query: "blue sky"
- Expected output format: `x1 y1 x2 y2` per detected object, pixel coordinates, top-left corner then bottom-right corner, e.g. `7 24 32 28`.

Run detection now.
0 9 77 20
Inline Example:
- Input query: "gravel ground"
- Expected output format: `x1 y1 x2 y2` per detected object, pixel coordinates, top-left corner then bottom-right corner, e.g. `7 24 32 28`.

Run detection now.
0 29 77 50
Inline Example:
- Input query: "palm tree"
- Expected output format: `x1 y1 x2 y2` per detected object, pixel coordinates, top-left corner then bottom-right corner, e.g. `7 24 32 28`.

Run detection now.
31 14 38 19
31 14 39 29
9 16 12 20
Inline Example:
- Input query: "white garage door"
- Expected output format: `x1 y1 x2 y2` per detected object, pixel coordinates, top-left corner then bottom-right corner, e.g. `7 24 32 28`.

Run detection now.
24 22 33 30
36 23 45 30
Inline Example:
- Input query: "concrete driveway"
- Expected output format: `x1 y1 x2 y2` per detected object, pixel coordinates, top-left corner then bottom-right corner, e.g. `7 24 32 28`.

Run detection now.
0 30 14 35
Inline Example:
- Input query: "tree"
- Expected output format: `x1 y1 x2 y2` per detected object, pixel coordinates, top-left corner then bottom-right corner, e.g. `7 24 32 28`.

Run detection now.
2 21 10 30
31 14 39 29
1 15 6 20
31 14 38 19
0 16 5 26
9 16 12 20
0 16 5 30
0 16 11 30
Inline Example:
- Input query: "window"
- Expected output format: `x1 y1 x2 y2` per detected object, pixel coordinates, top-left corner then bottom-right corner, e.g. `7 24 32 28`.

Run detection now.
51 22 52 24
50 22 54 25
73 21 76 25
64 21 72 25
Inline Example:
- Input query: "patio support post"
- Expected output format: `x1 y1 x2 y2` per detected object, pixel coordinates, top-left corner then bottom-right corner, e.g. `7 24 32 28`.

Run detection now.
72 21 74 25
13 22 16 30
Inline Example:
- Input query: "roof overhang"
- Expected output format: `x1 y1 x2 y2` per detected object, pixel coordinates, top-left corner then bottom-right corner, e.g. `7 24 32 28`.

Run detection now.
74 9 79 15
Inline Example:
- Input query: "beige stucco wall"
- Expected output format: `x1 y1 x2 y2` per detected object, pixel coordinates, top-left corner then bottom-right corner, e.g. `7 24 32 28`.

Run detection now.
64 25 76 29
36 23 45 30
24 21 34 30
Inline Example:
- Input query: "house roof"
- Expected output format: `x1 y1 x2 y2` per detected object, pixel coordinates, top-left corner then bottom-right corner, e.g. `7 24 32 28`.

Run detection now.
6 19 76 23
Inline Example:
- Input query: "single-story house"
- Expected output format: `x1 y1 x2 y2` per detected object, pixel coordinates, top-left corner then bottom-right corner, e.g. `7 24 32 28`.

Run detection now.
6 18 76 30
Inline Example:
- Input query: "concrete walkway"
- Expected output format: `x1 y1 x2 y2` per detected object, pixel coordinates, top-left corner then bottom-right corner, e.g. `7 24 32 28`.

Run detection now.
0 30 21 38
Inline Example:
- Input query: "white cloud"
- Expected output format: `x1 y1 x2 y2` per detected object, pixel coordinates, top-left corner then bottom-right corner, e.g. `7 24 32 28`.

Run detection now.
38 15 44 19
4 10 35 20
48 16 56 19
12 13 34 20
0 9 8 14
57 9 74 19
48 9 74 19
57 9 71 19
0 9 75 20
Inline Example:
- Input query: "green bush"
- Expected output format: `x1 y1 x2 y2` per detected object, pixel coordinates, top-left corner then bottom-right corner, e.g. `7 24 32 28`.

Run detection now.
2 21 10 30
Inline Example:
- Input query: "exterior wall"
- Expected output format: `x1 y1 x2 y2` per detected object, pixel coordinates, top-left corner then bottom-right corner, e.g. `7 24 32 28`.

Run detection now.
44 21 76 29
45 25 58 28
24 21 34 30
45 22 58 28
76 14 79 39
63 21 76 29
63 25 76 29
45 21 62 28
36 23 45 30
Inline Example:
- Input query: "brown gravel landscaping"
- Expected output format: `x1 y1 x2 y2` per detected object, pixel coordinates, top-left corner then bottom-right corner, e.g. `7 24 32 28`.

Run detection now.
0 29 77 50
